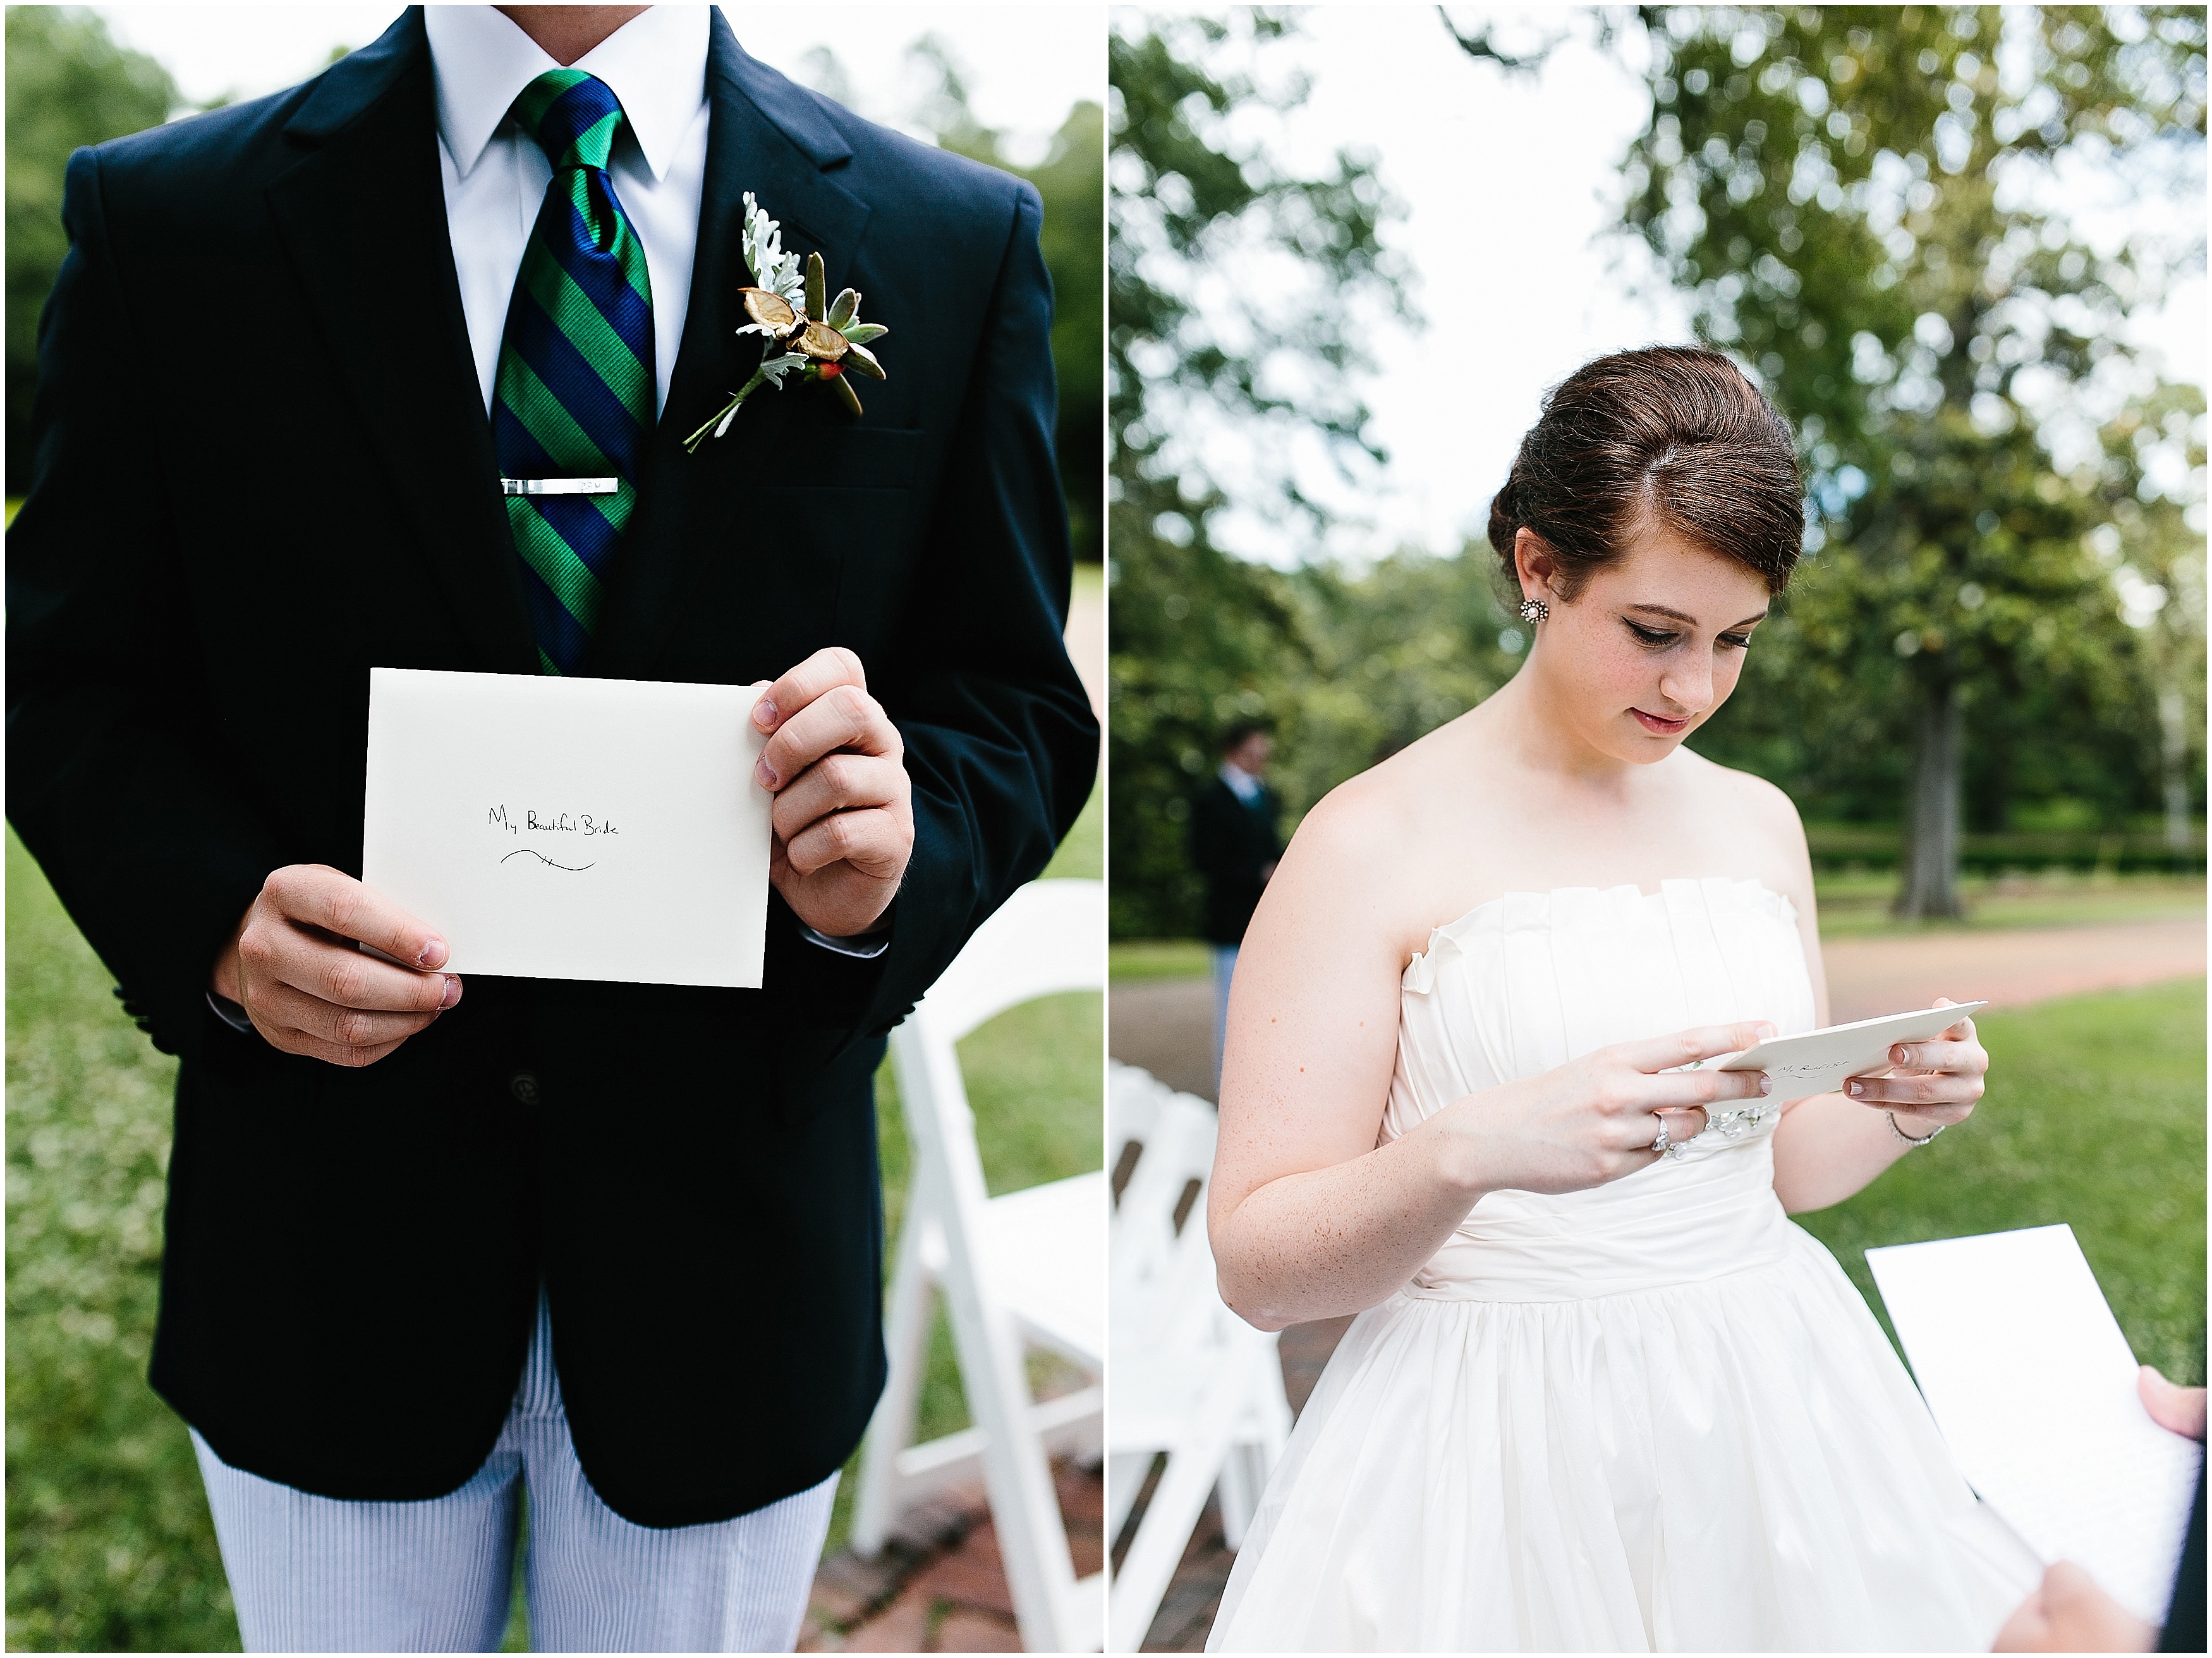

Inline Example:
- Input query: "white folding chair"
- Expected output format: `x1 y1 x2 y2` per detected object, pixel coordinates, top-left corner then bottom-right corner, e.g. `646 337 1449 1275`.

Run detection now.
854 879 1107 1652
1103 1066 1293 1653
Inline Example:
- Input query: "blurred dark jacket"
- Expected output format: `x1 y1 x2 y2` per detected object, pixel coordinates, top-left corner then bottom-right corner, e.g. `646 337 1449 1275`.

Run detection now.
2161 1464 2204 1651
1190 774 1281 946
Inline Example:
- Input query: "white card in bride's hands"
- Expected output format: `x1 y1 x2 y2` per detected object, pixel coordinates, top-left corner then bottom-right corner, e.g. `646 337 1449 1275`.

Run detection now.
1686 1002 1990 1102
1868 1224 2203 1626
362 668 772 987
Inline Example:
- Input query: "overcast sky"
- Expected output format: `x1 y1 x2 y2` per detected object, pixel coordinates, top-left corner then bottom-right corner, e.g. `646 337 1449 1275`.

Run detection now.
90 5 1104 152
1160 7 2206 568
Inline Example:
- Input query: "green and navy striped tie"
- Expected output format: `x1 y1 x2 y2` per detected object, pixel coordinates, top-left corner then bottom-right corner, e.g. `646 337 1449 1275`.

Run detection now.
492 70 654 675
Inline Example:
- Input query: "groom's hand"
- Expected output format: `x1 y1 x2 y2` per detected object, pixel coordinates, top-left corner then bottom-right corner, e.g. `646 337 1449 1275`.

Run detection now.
753 648 915 939
212 865 460 1066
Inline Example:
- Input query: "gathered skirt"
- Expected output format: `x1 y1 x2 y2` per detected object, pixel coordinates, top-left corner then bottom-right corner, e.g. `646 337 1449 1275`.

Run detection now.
1206 1223 2038 1652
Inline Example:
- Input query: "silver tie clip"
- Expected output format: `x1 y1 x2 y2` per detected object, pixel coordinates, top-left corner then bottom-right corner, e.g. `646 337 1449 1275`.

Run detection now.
501 477 619 496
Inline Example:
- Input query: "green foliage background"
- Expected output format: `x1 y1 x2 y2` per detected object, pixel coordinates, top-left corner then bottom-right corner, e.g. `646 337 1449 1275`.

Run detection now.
1620 5 2205 912
5 6 176 492
1107 8 2206 941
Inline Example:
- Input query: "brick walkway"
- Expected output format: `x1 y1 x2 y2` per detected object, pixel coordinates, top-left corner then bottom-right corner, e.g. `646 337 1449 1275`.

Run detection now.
802 1461 1103 1652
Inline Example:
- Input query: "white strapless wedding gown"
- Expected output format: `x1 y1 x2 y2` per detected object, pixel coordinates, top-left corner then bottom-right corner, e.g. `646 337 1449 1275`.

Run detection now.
1207 879 2038 1652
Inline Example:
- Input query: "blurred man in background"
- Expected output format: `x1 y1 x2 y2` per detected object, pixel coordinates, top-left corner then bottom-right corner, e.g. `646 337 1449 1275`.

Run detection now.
1191 723 1281 1090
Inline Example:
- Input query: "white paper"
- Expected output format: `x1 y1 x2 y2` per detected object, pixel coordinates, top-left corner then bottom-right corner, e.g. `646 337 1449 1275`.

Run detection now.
1691 1001 1990 1101
362 668 772 987
1867 1224 2202 1625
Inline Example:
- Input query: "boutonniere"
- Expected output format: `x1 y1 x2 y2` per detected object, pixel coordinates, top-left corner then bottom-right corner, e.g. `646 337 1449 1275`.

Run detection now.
682 193 889 453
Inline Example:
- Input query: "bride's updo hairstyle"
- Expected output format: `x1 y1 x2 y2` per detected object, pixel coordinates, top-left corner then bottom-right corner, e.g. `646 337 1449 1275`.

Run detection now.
1488 346 1802 600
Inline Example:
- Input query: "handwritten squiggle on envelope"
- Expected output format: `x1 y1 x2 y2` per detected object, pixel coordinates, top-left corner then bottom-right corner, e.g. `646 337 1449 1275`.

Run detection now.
501 848 596 874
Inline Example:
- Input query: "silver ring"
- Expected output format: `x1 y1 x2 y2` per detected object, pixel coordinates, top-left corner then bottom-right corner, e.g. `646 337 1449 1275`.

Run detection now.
1650 1118 1671 1154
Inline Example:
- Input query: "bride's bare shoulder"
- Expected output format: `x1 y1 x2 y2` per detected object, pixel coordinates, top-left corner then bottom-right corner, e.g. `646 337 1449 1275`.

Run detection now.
1292 720 1479 856
1671 747 1813 896
1678 748 1804 835
1269 721 1494 949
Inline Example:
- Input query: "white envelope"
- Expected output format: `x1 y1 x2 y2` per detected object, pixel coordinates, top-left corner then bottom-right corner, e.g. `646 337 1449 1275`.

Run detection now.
1868 1225 2203 1625
1687 1001 1990 1100
362 667 772 987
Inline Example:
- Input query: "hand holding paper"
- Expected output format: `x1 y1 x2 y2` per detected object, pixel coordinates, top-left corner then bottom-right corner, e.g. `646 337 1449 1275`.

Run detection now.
752 647 916 941
1840 996 1988 1137
1868 1225 2203 1629
212 864 459 1067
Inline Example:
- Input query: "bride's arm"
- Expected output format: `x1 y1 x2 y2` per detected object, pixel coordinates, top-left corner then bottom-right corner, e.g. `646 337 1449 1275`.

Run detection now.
1206 791 1487 1329
1208 784 1767 1331
1763 798 1986 1214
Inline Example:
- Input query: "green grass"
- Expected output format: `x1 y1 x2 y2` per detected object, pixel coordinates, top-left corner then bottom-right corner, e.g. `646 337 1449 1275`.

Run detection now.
1796 977 2206 1386
1044 781 1102 884
1814 869 2204 938
1110 939 1214 984
8 781 1102 1651
6 834 236 1653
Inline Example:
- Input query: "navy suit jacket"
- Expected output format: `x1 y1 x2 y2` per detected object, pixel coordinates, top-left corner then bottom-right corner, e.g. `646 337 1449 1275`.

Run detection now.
6 8 1096 1526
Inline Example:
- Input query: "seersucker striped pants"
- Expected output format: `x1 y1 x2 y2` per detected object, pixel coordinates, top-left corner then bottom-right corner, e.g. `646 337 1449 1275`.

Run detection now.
191 1294 837 1652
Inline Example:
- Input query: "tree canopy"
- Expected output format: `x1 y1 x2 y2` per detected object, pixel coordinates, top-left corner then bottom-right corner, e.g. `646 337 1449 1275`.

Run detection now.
1110 11 1449 936
1622 4 2206 911
1108 6 2204 938
6 8 178 494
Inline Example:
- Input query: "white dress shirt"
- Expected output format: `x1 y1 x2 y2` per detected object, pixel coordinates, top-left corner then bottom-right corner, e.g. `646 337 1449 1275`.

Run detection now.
420 8 885 961
423 4 712 417
1220 761 1263 805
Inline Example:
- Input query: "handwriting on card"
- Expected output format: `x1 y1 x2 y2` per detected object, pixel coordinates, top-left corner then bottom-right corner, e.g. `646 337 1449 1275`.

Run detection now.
488 803 619 872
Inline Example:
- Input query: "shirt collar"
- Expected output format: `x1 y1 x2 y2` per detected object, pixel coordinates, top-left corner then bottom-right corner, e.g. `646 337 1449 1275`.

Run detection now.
1220 762 1261 801
424 5 710 183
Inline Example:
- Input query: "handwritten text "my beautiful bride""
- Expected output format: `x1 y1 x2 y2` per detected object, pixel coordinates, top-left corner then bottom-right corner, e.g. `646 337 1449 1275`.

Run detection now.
487 805 621 838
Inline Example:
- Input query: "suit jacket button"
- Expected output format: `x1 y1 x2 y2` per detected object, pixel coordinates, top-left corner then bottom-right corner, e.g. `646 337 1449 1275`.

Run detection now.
509 1071 540 1106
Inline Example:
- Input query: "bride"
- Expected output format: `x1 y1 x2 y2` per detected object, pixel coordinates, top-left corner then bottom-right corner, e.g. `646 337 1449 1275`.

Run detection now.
1203 346 2036 1651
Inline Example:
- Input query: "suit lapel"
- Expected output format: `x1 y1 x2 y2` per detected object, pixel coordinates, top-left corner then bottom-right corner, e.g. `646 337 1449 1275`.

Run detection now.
590 9 872 678
265 9 538 676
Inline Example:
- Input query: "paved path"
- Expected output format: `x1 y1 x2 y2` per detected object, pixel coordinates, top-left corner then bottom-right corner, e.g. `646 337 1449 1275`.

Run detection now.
1822 916 2203 1022
802 1461 1102 1652
1111 915 2206 1106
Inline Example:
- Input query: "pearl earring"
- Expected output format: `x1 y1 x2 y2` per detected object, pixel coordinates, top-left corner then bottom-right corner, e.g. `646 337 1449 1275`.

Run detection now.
1518 596 1549 625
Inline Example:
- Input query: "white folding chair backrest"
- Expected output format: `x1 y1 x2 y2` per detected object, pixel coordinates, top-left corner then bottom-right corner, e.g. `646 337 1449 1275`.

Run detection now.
1101 1075 1291 1650
1107 1061 1167 1181
868 879 1109 1651
914 877 1105 1044
1109 1091 1218 1350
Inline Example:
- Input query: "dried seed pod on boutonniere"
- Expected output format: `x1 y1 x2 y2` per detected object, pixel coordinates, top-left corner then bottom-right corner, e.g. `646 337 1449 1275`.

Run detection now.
683 193 890 453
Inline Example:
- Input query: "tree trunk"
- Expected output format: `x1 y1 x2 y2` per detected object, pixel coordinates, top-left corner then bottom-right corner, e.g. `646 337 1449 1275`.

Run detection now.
1895 681 1964 919
2158 688 2192 853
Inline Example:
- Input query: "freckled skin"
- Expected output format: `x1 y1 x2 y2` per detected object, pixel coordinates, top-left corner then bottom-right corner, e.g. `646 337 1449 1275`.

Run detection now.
1206 521 1990 1332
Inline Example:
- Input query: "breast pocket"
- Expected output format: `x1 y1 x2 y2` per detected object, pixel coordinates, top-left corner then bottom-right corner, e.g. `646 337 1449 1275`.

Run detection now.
767 424 924 492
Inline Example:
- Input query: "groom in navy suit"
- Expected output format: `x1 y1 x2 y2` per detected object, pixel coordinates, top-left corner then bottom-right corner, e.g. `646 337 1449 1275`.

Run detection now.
7 5 1095 1648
